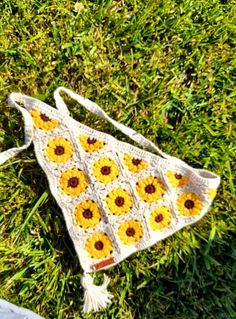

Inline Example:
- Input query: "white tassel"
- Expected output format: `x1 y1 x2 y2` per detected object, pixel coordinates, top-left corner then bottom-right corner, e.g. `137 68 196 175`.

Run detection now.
81 273 113 313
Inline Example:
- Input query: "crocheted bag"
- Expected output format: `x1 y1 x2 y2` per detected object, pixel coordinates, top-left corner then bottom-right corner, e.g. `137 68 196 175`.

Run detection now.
0 87 220 312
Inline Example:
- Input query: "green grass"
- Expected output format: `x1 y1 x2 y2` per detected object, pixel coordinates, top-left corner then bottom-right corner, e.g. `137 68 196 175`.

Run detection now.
0 0 236 318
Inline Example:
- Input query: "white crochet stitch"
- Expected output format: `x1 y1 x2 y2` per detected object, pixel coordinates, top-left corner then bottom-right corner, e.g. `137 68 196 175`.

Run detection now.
0 87 220 312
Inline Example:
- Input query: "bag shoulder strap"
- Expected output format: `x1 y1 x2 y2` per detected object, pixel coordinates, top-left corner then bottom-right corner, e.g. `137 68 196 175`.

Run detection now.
54 87 171 160
0 93 34 165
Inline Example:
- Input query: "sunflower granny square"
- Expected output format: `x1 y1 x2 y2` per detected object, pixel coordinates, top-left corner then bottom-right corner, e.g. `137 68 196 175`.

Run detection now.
0 87 221 312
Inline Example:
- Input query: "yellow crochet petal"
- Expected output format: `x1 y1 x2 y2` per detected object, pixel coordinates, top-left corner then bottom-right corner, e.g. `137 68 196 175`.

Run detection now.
136 176 165 203
123 154 147 173
105 188 133 215
79 135 105 153
59 168 88 196
118 220 143 245
207 189 217 199
165 171 189 187
30 109 59 131
85 232 113 259
149 206 171 231
92 158 119 183
45 137 73 163
74 199 101 229
176 192 203 216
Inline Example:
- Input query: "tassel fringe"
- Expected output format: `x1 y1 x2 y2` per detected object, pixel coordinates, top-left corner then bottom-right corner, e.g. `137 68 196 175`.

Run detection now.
81 273 113 313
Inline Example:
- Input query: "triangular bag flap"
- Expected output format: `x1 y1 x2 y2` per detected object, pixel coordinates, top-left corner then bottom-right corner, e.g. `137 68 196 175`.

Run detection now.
1 88 220 274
